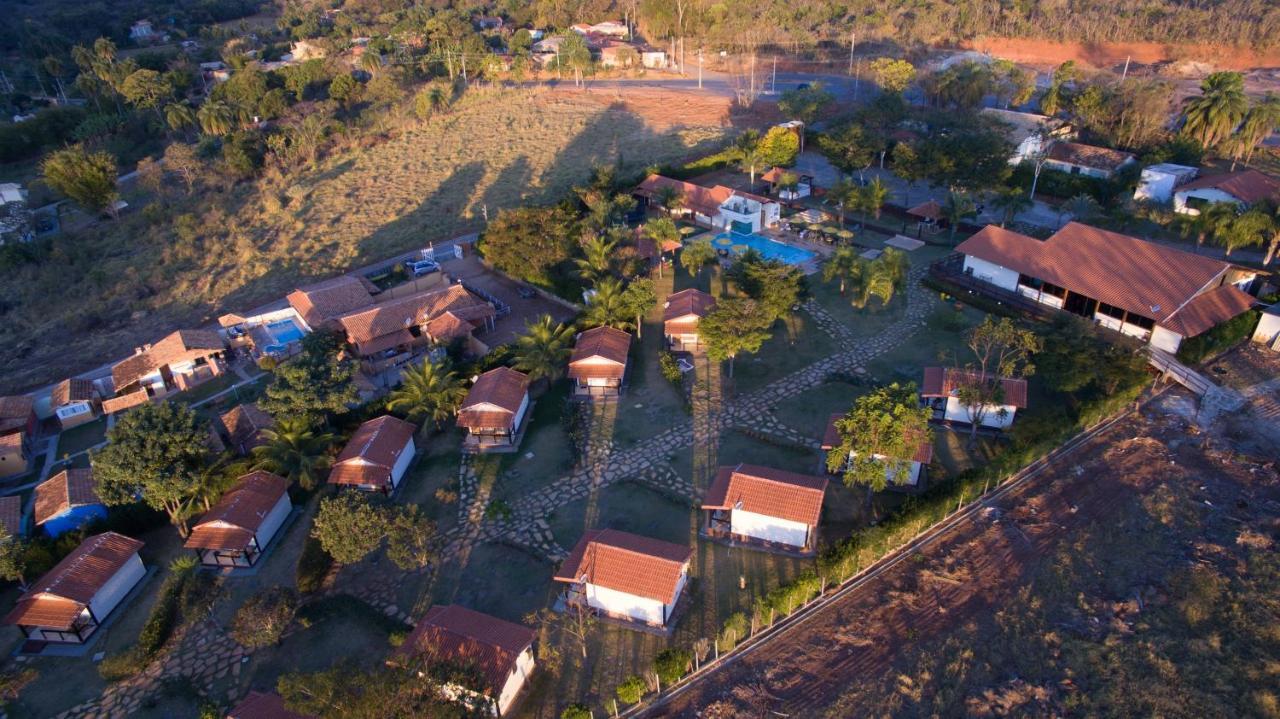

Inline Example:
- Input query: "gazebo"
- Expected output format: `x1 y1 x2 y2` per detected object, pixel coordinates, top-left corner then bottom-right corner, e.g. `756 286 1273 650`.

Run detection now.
907 200 943 234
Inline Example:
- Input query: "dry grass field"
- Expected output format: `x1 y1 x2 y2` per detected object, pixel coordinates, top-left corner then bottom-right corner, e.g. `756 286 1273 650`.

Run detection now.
0 86 737 393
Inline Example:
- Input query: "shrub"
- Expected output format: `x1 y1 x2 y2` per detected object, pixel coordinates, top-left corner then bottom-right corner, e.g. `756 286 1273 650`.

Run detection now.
230 587 299 648
1176 310 1259 365
617 674 647 705
653 648 692 687
658 350 683 385
97 648 147 681
295 535 334 594
101 558 202 681
560 703 591 719
717 612 748 652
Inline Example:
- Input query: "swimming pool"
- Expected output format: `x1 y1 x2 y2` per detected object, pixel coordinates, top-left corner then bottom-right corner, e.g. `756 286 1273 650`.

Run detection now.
266 318 306 345
711 231 816 266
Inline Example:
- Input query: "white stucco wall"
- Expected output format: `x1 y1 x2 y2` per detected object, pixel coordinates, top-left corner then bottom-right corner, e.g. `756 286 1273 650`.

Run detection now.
730 509 810 548
585 582 666 625
846 451 923 487
1252 311 1280 346
963 255 1021 292
496 647 535 715
1135 171 1178 203
1094 313 1153 341
389 436 415 488
511 394 529 431
1150 325 1185 353
87 554 145 621
944 396 1017 429
1174 187 1240 215
254 492 292 553
1017 285 1066 309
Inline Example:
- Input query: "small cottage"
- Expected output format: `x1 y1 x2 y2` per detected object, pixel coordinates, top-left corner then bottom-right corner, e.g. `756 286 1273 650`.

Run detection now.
457 367 531 452
328 416 417 493
567 326 630 398
185 471 292 568
34 469 107 538
701 463 828 553
554 529 691 629
0 396 35 478
663 289 716 353
921 367 1028 429
821 414 934 490
51 379 100 430
215 403 275 456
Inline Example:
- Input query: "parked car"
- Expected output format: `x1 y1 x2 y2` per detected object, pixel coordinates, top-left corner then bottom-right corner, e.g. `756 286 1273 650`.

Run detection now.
517 285 537 299
410 259 439 276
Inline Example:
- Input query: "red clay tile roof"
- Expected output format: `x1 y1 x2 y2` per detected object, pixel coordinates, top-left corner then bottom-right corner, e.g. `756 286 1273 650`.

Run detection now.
921 367 1029 408
957 222 1237 325
228 691 313 719
1177 169 1280 205
4 532 143 629
1046 142 1135 173
1161 284 1257 338
337 285 493 349
702 463 828 526
185 471 289 552
663 289 716 335
636 175 772 218
51 379 95 407
329 416 416 488
907 200 942 220
457 368 530 430
821 414 934 464
219 403 275 452
568 327 630 381
0 496 22 538
287 275 377 327
34 469 101 527
0 433 23 459
395 604 535 694
111 329 224 390
553 529 691 604
425 311 474 342
102 389 151 415
0 396 33 435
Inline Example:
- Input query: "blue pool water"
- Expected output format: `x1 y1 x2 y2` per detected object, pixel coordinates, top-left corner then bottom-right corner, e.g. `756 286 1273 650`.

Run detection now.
266 319 305 345
711 231 816 266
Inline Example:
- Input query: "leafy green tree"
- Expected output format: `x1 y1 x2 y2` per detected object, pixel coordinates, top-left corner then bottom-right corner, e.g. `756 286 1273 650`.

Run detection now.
700 297 773 377
384 505 436 571
817 121 881 178
1175 201 1238 247
513 314 575 384
925 61 993 110
822 246 861 295
0 538 30 590
868 58 916 95
653 185 684 215
679 239 718 280
252 416 334 490
311 492 388 565
825 383 932 500
413 84 451 120
387 359 466 432
777 83 833 122
510 29 534 55
258 335 358 423
1040 61 1078 116
827 177 859 226
1180 71 1248 151
230 587 298 649
120 68 172 114
584 276 634 330
328 73 360 105
758 125 800 168
41 145 118 216
991 188 1032 227
992 59 1035 108
162 142 202 194
734 255 805 322
1218 208 1270 257
477 204 578 286
278 663 464 718
558 32 593 87
621 278 658 338
856 178 889 224
952 316 1042 443
616 675 647 705
942 192 977 243
93 402 211 537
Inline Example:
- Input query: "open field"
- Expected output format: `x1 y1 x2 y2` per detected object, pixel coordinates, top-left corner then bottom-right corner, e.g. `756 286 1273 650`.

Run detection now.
639 393 1280 718
0 86 739 394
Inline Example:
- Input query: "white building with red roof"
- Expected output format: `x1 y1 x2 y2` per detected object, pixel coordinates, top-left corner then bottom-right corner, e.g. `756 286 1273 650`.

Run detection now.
457 367 531 452
3 532 146 644
567 326 630 398
1173 169 1280 215
921 367 1028 429
393 604 536 716
701 463 828 552
636 175 780 232
955 222 1257 353
663 289 716 352
554 529 691 629
821 415 934 489
328 416 417 493
186 471 292 568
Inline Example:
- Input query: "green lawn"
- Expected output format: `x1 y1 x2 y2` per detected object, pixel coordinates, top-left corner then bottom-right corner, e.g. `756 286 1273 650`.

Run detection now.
865 303 987 385
731 310 838 396
428 542 556 624
494 382 575 504
772 379 875 440
176 372 242 407
54 417 109 458
397 428 464 536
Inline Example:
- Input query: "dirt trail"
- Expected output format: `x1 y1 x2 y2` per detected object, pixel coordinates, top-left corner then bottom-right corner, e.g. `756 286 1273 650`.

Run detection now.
641 408 1234 717
961 37 1280 72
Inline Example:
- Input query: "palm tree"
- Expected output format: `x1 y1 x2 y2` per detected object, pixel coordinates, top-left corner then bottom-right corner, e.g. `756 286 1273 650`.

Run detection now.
644 217 680 278
513 314 574 385
991 188 1032 227
252 417 334 490
558 33 593 87
1216 209 1270 257
1264 206 1280 266
864 263 898 307
653 185 684 216
1063 194 1102 225
427 85 451 114
359 51 383 76
878 247 910 289
859 178 889 224
680 239 718 280
583 277 634 330
942 192 977 244
829 178 858 226
1180 71 1248 151
386 359 467 432
822 246 861 294
165 103 194 133
1230 93 1280 168
1177 201 1237 247
197 100 234 137
733 130 765 186
574 233 618 285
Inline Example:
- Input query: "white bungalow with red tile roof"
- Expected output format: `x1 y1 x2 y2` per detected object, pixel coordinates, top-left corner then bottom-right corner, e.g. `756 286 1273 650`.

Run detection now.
1173 169 1280 215
567 326 630 398
0 396 35 479
955 222 1258 353
663 289 716 352
328 416 417 493
1042 142 1136 179
186 471 291 568
51 378 100 430
3 532 145 644
701 464 828 553
393 604 536 716
635 175 780 232
921 367 1027 429
228 691 313 719
554 529 691 629
821 415 934 490
457 368 531 452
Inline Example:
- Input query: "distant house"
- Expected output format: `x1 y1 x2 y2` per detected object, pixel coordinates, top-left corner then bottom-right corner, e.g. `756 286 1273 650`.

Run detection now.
553 529 691 629
129 20 155 41
336 284 497 372
457 367 531 452
0 496 25 539
663 289 716 352
286 275 379 329
474 15 504 31
821 414 934 490
955 222 1259 353
393 604 536 716
639 47 667 69
567 326 630 398
228 691 313 719
214 403 275 456
1042 142 1136 179
328 416 417 493
1134 163 1199 204
34 469 107 538
587 20 629 37
0 396 35 478
1173 169 1280 215
51 378 100 430
3 532 146 644
598 41 640 68
636 175 781 232
920 367 1028 429
700 464 828 553
980 108 1071 165
761 167 812 201
108 329 227 405
185 471 291 568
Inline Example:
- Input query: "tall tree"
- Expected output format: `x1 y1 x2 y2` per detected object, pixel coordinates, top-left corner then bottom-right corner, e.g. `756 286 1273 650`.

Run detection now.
825 383 932 503
621 278 658 338
477 204 578 287
857 178 889 224
1180 71 1248 151
942 192 977 244
311 492 388 565
197 100 234 136
558 32 593 87
991 188 1032 227
732 129 766 186
513 314 575 384
679 239 718 280
952 317 1041 443
868 58 916 95
1063 194 1102 224
252 416 334 490
92 402 210 537
653 185 684 216
162 142 202 194
777 83 834 123
574 233 619 285
386 359 467 432
700 297 773 377
1217 208 1270 257
583 276 635 330
757 125 800 168
1230 93 1280 168
822 246 861 295
41 145 118 216
1039 61 1077 116
258 333 358 423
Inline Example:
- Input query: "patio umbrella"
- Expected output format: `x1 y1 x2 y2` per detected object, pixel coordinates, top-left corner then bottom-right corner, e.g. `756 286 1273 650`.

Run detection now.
732 244 749 253
837 229 854 240
807 223 824 232
680 226 697 236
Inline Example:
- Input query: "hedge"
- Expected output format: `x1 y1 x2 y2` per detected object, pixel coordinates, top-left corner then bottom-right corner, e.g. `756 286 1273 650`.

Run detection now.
1176 309 1260 365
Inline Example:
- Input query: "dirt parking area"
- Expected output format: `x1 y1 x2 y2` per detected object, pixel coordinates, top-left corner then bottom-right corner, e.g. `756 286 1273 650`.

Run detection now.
442 253 578 348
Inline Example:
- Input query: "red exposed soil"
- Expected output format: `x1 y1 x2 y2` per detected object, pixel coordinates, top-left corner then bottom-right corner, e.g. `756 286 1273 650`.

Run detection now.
961 37 1280 72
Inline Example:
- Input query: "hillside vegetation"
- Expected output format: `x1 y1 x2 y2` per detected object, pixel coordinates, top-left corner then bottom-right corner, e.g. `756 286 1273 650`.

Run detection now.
0 86 731 392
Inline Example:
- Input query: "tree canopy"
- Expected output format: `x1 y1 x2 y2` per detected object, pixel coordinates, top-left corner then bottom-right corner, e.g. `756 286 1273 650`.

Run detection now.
477 204 579 288
41 145 118 215
825 383 932 493
700 297 774 377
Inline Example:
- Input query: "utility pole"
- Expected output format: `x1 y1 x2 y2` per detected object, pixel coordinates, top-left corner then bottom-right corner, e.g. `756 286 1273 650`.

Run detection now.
698 49 703 89
854 58 861 101
848 30 855 76
771 56 777 94
1121 55 1131 81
